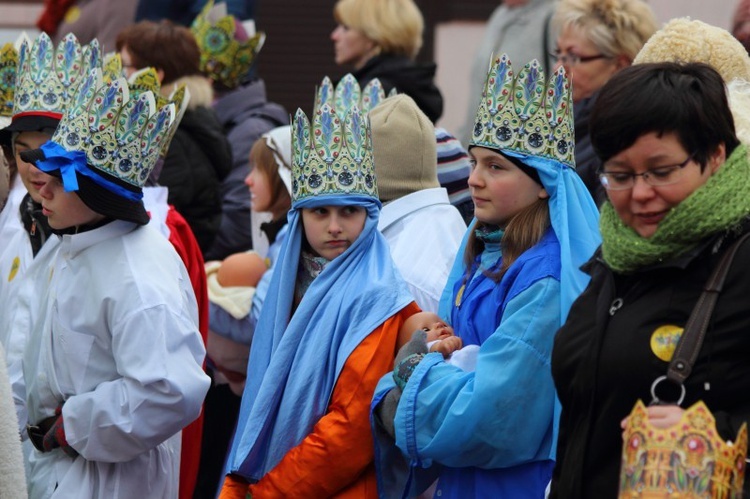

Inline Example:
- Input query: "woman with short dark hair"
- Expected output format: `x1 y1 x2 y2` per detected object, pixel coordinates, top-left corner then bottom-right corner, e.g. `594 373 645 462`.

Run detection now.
551 62 750 497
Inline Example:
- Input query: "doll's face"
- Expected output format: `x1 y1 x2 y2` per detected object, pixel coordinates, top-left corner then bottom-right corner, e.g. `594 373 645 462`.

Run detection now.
401 312 455 342
301 205 367 261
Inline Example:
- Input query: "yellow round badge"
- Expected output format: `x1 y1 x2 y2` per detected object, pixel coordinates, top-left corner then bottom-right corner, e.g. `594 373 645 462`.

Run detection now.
7 256 20 282
63 5 82 24
650 325 684 362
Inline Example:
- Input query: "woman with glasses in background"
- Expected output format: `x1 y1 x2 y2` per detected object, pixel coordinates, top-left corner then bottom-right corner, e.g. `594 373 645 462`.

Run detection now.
551 0 657 205
550 61 750 497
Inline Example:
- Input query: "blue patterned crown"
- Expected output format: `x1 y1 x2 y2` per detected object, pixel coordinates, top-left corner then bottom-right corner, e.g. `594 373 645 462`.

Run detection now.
13 33 101 123
101 53 190 160
291 76 378 205
0 42 18 128
191 0 265 89
471 54 575 168
48 69 177 195
315 74 386 119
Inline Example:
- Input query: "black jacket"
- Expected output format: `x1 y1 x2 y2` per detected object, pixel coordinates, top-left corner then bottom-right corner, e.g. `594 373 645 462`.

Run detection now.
159 105 232 255
204 79 288 261
551 224 750 498
573 91 605 206
353 54 443 123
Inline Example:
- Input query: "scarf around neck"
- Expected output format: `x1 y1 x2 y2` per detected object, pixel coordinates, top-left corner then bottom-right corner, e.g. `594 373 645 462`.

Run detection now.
600 144 750 273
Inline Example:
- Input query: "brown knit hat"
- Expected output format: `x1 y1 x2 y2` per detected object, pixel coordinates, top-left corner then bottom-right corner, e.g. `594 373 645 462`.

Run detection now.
369 94 439 203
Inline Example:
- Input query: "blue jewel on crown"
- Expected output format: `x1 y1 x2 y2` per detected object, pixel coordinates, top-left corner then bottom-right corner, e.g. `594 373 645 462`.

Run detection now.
309 174 322 189
339 171 353 186
496 126 512 142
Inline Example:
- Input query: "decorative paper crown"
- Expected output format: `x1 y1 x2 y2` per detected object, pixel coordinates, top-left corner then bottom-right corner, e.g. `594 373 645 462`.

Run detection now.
14 32 101 122
471 54 575 168
191 0 265 89
291 76 378 204
315 74 386 120
50 69 177 194
620 400 747 498
101 52 190 159
0 43 18 126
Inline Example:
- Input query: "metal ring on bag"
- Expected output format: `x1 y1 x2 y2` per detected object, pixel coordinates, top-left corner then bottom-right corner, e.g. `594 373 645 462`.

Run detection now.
650 375 686 406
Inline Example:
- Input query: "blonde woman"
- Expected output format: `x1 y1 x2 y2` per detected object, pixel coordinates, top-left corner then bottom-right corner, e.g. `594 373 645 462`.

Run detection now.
551 0 658 204
331 0 443 122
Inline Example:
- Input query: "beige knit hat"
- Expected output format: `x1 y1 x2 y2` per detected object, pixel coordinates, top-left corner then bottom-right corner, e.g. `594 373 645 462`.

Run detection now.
369 94 439 203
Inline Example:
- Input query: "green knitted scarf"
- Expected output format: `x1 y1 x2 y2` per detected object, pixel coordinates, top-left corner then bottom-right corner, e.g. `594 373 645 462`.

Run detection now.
600 144 750 273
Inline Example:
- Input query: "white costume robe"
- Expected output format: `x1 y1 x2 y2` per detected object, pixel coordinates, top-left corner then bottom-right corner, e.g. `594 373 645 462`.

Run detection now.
21 220 210 498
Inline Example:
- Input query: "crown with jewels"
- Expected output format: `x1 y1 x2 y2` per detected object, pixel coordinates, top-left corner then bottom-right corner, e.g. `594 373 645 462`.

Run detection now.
48 68 177 195
471 54 575 168
620 400 747 498
101 52 190 160
291 76 378 205
191 0 265 89
0 42 19 126
13 32 101 123
315 74 386 120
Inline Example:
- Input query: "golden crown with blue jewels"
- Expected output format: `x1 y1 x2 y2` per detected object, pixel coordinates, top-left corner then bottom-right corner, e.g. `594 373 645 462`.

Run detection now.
315 74 386 120
0 42 18 127
14 32 101 121
620 400 747 497
50 68 178 192
291 76 378 204
101 52 190 161
471 54 575 168
191 0 265 89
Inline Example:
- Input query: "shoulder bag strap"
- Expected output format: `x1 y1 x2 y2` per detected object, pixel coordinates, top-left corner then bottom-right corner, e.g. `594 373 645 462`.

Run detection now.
667 231 750 385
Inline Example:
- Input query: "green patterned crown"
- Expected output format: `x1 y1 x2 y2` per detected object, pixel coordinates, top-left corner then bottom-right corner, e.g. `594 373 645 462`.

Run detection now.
0 42 18 125
191 0 265 89
14 32 101 121
51 69 177 189
471 54 575 168
101 53 190 160
315 74 386 119
291 77 378 205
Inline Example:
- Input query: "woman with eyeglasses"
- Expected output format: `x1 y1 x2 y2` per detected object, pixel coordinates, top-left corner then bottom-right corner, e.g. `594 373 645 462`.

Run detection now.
551 0 657 205
550 61 750 497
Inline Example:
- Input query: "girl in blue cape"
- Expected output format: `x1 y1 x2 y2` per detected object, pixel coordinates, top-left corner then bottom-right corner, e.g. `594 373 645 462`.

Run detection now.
372 54 601 498
220 98 419 497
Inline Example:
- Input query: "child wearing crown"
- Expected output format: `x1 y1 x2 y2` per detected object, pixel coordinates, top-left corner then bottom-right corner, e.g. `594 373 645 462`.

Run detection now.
219 84 419 498
372 54 601 498
14 68 211 497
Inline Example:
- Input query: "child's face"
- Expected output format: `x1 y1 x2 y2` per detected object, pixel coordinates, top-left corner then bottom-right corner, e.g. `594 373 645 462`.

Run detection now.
14 131 52 204
245 167 272 213
301 205 367 261
402 312 455 342
38 176 105 229
468 146 547 228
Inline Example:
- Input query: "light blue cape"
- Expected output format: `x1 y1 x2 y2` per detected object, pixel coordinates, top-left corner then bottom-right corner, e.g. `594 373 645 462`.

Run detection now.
226 193 414 480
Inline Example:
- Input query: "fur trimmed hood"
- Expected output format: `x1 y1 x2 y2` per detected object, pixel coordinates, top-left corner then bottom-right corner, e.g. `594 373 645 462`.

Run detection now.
162 75 214 110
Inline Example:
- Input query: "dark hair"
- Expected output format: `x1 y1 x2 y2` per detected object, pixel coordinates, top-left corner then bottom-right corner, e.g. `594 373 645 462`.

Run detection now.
116 20 201 84
590 62 739 169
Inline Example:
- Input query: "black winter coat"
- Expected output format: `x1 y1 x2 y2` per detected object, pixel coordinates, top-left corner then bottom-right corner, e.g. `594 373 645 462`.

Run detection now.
159 105 232 255
352 53 443 123
550 224 750 498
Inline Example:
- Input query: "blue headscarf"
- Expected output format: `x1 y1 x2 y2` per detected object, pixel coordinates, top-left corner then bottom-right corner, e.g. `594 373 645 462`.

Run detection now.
439 148 601 326
226 193 414 480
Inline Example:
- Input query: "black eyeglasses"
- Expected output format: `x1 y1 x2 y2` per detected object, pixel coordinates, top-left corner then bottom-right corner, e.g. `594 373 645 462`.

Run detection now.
598 154 696 191
549 51 610 66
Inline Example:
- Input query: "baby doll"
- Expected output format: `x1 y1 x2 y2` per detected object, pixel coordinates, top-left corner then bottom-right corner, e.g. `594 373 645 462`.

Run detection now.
205 250 268 394
399 311 480 372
